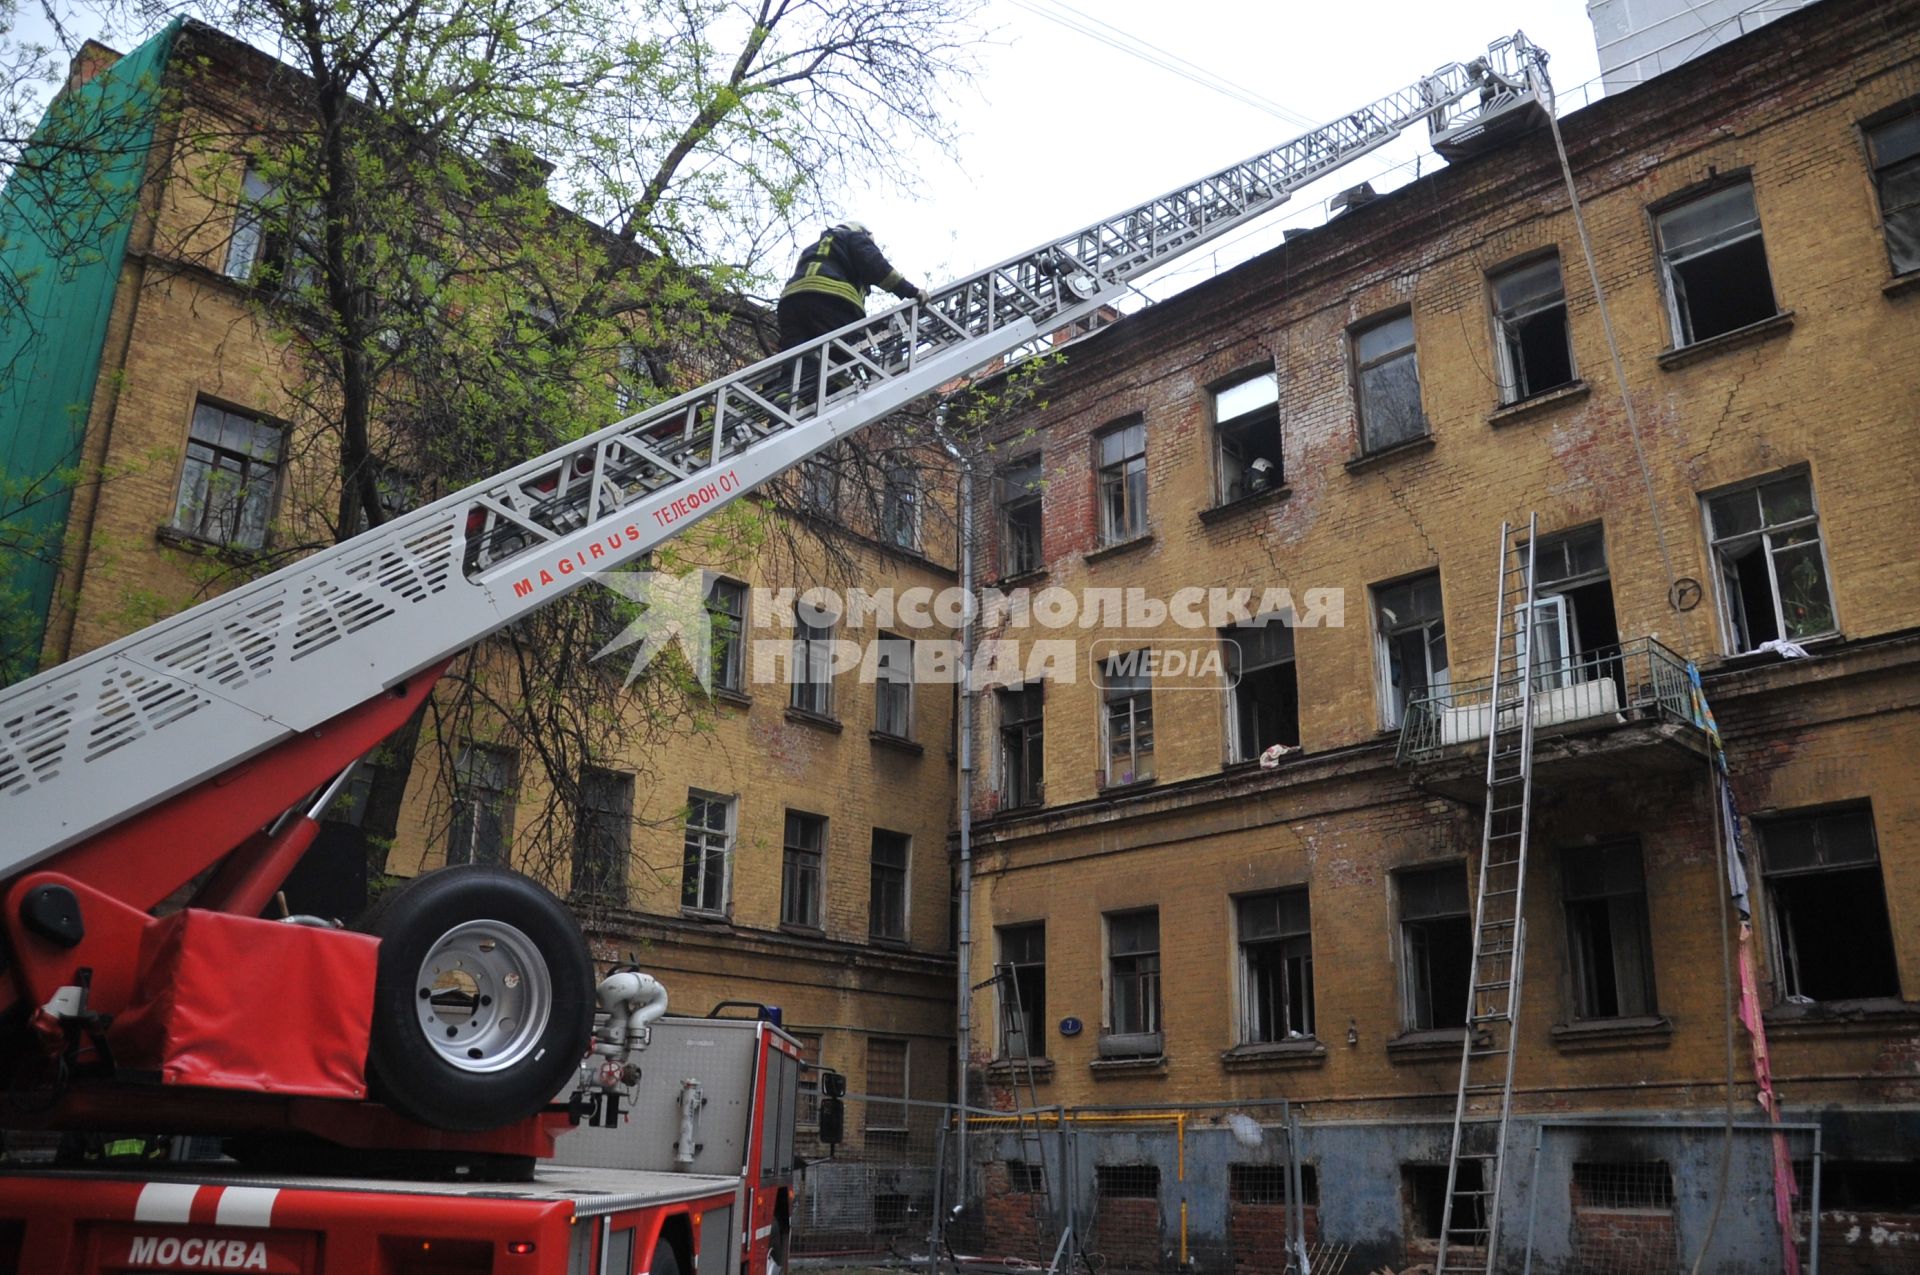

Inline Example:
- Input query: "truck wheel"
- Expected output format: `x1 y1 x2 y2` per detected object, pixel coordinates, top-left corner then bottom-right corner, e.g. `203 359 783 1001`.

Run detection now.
650 1237 683 1275
362 865 593 1131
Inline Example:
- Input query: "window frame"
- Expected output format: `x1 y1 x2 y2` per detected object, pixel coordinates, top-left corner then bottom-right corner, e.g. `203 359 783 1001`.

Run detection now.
1223 615 1300 764
1100 653 1155 786
996 922 1047 1059
706 576 749 694
681 788 736 916
1095 419 1148 546
1371 572 1449 731
448 743 517 867
1211 368 1282 505
1398 863 1472 1032
781 809 827 930
1236 888 1315 1043
1755 805 1900 1004
1863 106 1920 277
1104 908 1162 1042
869 828 911 943
883 463 921 552
1350 310 1425 454
790 613 837 717
998 454 1045 577
1488 253 1575 405
873 632 914 739
997 683 1045 807
1652 178 1779 346
1702 469 1839 653
171 400 286 551
571 766 633 906
1560 841 1657 1021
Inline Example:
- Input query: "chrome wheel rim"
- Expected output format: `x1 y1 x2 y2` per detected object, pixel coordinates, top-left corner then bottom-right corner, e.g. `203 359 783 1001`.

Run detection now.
413 919 552 1073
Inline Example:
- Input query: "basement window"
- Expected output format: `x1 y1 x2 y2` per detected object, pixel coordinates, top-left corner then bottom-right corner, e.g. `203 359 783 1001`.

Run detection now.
1212 370 1282 503
1229 1164 1318 1205
1490 256 1575 404
1655 181 1778 346
1224 616 1299 762
1866 110 1920 275
1400 865 1471 1032
1572 1161 1675 1210
1096 1165 1161 1199
1405 1160 1484 1241
1757 806 1899 1003
1704 471 1837 652
1007 1161 1047 1194
1817 1161 1920 1210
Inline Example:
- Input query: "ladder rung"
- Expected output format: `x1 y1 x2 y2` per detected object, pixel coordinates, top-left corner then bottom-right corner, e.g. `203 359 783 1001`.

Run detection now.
1469 1012 1510 1024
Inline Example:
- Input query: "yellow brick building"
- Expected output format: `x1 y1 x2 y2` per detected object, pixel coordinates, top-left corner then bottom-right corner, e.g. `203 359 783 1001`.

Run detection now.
955 0 1920 1268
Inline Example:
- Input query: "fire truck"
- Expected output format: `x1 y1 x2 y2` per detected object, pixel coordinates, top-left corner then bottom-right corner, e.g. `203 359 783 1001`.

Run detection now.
0 32 1547 1274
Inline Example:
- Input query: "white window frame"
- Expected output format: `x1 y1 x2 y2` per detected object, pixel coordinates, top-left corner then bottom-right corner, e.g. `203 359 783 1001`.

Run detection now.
1236 888 1314 1043
1352 311 1424 454
1371 574 1449 730
873 633 913 739
790 615 836 716
1702 470 1839 654
1095 420 1148 545
681 788 735 915
1654 181 1777 346
1489 255 1574 404
1211 370 1281 505
706 576 749 694
1100 654 1154 786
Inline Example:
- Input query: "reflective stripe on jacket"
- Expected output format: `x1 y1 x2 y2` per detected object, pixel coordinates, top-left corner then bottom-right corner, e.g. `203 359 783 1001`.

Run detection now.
781 227 912 312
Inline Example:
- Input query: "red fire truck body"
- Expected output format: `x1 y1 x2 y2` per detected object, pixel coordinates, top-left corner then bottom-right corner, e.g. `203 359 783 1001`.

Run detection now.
1 1016 805 1275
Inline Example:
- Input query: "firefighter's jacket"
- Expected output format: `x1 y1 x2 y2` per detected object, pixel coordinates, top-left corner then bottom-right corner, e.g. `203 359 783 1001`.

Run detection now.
781 226 918 313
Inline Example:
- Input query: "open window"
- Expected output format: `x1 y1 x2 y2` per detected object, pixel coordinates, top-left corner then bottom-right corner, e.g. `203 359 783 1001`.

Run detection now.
1654 181 1778 345
1373 573 1448 730
1704 471 1837 652
1238 889 1314 1042
1213 370 1282 503
1865 109 1920 276
1561 841 1655 1020
997 683 1044 807
1756 806 1899 1003
998 455 1043 577
996 922 1046 1058
1400 865 1471 1031
1490 255 1574 403
1223 617 1299 762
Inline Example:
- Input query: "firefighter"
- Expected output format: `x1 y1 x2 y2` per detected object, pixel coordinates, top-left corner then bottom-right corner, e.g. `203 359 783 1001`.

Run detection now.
777 221 930 350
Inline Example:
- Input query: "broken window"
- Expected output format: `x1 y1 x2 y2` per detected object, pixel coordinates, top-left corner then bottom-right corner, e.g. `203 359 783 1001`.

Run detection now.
1224 616 1299 762
1757 806 1899 1003
781 810 826 929
571 767 632 906
1400 865 1471 1031
1101 652 1154 785
1562 841 1656 1020
1239 889 1314 1042
1867 111 1920 275
1405 1160 1484 1242
789 610 836 716
1213 370 1282 503
1353 311 1425 453
1373 573 1449 730
706 577 748 694
1106 909 1162 1042
1524 523 1619 689
996 922 1046 1058
1491 256 1575 404
1705 471 1837 652
172 401 284 550
869 828 910 942
874 633 913 738
1655 181 1778 345
681 788 733 914
448 743 516 867
998 455 1044 577
997 683 1045 807
1096 419 1148 544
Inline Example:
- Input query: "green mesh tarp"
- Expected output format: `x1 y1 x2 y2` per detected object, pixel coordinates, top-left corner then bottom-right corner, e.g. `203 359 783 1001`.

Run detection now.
0 20 180 683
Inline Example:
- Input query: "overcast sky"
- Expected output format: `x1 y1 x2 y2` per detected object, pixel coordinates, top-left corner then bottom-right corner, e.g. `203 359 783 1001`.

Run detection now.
849 0 1619 307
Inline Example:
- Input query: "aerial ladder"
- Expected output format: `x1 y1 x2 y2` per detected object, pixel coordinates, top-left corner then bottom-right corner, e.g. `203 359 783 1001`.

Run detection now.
0 35 1550 1149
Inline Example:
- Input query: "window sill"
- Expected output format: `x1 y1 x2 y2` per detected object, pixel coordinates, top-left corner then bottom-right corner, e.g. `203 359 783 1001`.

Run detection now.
1486 380 1590 428
712 687 753 709
992 567 1049 591
868 934 911 950
985 1057 1056 1083
1385 1027 1472 1061
1097 775 1157 795
1883 270 1920 299
680 907 731 923
1344 434 1436 475
1763 997 1920 1038
1549 1015 1673 1051
869 730 924 756
1089 1054 1168 1077
784 706 843 733
1198 484 1292 525
1221 1039 1327 1071
1656 310 1795 371
155 525 263 561
1085 533 1154 565
778 922 826 939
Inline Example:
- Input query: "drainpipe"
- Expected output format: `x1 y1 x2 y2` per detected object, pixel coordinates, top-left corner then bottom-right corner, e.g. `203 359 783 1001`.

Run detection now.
932 406 976 1219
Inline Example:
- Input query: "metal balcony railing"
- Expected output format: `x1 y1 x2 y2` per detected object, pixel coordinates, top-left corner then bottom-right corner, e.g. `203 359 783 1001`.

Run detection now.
1396 636 1697 765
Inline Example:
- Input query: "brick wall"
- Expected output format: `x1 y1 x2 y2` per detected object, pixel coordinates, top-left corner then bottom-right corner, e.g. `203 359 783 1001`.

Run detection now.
1091 1195 1161 1273
1228 1201 1317 1274
1571 1207 1680 1269
1814 1210 1920 1273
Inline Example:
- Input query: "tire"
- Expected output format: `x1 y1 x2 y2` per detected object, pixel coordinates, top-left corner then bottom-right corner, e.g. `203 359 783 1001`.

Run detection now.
362 865 593 1131
651 1238 683 1275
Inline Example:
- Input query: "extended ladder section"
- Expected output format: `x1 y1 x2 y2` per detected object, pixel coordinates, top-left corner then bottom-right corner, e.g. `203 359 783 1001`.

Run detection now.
988 963 1065 1267
0 36 1548 875
1435 517 1542 1274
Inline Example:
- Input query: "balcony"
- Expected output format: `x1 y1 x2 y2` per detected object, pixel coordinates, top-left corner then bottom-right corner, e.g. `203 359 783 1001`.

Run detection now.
1395 637 1708 797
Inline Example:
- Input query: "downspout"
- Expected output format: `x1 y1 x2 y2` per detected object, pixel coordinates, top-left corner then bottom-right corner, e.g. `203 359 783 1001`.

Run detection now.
932 405 976 1219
